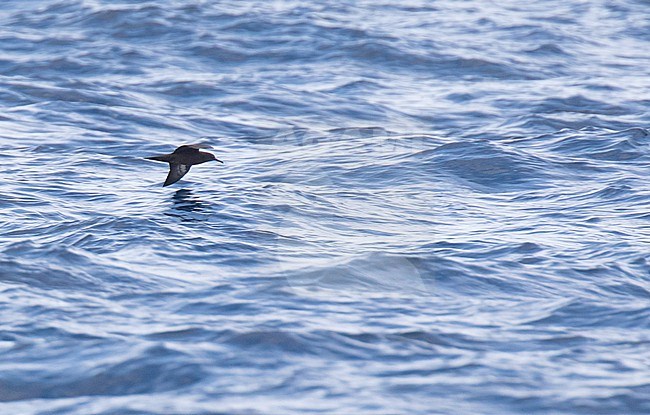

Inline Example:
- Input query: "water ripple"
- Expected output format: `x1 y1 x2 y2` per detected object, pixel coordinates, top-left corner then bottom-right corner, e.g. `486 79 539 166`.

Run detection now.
0 0 649 414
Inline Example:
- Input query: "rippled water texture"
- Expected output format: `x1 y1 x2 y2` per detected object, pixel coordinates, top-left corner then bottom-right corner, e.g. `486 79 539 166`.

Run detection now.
1 1 649 414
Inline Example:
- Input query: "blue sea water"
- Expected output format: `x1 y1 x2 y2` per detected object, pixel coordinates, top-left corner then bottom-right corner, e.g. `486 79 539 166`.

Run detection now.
0 0 649 414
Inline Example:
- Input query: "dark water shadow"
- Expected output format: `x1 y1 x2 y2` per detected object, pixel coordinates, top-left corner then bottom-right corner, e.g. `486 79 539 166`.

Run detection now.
164 189 209 222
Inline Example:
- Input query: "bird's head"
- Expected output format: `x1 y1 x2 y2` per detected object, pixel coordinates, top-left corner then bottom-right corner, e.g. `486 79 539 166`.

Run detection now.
208 153 224 164
197 151 223 164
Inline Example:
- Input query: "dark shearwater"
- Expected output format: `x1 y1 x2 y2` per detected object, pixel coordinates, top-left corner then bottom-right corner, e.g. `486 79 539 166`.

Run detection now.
145 144 223 187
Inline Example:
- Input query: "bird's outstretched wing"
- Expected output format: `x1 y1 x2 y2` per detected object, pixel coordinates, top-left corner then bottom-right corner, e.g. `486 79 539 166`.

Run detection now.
164 163 191 186
173 144 212 154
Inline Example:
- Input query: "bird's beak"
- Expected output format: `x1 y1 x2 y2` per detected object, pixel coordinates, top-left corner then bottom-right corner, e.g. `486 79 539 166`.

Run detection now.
214 158 224 163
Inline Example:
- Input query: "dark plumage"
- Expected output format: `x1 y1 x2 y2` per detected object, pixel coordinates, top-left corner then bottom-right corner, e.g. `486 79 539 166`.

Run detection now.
145 144 223 187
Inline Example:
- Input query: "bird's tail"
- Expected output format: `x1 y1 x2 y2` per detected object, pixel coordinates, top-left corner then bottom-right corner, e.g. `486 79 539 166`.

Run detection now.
145 154 173 162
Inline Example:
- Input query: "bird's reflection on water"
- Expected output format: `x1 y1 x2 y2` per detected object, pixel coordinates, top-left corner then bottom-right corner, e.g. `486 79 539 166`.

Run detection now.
164 189 208 222
172 189 205 212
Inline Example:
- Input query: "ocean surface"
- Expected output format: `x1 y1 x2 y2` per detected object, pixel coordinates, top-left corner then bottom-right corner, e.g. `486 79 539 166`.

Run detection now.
1 1 649 414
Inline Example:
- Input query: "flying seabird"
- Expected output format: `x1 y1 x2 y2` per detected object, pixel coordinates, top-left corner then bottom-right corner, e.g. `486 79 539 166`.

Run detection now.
145 144 223 187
